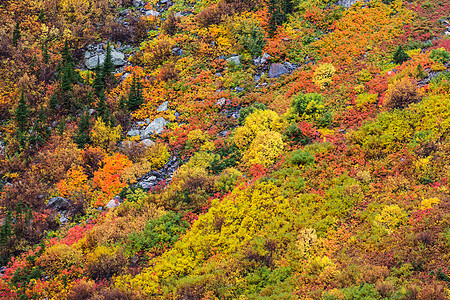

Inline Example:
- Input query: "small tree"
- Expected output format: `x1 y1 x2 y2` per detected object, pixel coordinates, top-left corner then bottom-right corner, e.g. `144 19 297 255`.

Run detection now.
101 43 114 80
12 21 21 47
76 112 92 148
15 91 29 133
268 0 283 37
127 74 144 111
393 45 410 65
92 57 105 96
96 90 111 125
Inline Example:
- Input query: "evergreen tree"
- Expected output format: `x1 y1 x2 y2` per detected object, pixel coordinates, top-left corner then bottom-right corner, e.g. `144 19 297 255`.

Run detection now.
127 74 144 111
0 209 12 247
268 0 283 37
42 42 49 65
92 57 105 96
102 43 114 79
75 112 92 148
12 21 21 47
96 89 110 124
393 45 410 65
30 107 51 149
49 92 58 112
15 91 29 133
282 0 293 19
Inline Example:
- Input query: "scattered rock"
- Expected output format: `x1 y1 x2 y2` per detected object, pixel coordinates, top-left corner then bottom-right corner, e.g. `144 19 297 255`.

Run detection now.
85 49 127 70
254 53 271 66
171 47 183 56
140 138 156 148
226 55 240 65
140 117 168 138
254 74 261 82
106 195 122 209
216 97 226 106
47 196 71 211
268 63 289 78
133 0 144 6
156 101 169 112
235 86 244 93
337 0 357 8
144 10 160 17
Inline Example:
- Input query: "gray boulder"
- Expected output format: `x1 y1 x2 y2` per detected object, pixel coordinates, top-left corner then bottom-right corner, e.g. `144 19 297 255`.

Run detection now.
145 10 160 17
337 0 358 8
47 196 71 211
141 117 168 138
156 101 169 112
171 47 183 56
268 63 289 78
140 138 156 148
106 195 122 209
226 55 240 65
85 49 126 70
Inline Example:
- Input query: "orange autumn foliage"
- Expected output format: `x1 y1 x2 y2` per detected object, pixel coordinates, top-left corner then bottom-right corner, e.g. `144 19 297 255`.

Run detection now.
92 153 132 206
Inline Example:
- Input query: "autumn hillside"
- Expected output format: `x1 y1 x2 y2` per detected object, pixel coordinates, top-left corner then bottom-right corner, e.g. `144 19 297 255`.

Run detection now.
1 0 450 298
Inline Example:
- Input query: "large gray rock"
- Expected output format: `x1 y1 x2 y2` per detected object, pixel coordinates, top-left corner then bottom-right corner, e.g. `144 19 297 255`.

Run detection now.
47 196 71 211
145 10 160 17
141 117 168 138
85 50 126 70
268 63 289 78
140 138 156 148
105 196 122 209
156 101 169 112
226 55 240 65
337 0 358 8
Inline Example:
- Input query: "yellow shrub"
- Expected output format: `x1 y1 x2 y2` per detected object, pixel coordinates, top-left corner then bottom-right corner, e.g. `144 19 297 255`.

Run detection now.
373 205 407 235
90 117 122 150
187 129 208 148
37 243 83 275
355 93 377 108
242 130 284 167
313 63 336 89
420 197 440 210
234 110 281 150
145 142 170 169
122 143 170 183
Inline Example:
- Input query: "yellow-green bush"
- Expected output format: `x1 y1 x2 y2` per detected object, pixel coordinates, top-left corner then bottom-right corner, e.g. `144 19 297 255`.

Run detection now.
234 109 282 150
242 131 284 167
90 117 122 150
313 63 336 89
37 243 83 275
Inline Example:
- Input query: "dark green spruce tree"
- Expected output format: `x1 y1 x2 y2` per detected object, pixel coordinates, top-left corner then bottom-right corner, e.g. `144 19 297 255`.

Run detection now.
29 107 51 149
15 91 29 133
268 0 284 37
75 112 92 148
102 43 115 79
96 89 111 125
92 57 105 96
12 21 21 47
127 74 144 111
393 45 410 65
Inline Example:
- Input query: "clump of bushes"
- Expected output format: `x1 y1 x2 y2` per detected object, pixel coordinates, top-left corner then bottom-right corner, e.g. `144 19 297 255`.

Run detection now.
384 77 421 110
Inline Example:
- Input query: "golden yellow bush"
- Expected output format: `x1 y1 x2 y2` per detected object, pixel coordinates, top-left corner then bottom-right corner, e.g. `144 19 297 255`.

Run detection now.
234 110 281 150
313 63 336 89
90 117 122 150
242 130 284 167
37 243 83 275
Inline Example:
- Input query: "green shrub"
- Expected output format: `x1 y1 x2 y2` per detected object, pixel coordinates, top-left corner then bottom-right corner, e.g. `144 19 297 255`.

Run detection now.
125 211 189 255
238 103 267 125
289 149 315 166
430 48 450 64
393 45 410 65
